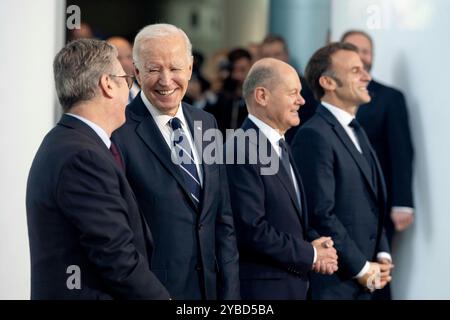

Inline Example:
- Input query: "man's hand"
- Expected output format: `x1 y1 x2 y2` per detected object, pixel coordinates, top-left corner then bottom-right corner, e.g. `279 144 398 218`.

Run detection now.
357 262 381 292
378 258 394 289
391 208 414 231
311 237 338 275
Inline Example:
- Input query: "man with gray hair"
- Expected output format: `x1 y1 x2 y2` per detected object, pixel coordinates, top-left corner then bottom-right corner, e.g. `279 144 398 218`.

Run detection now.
26 39 170 299
112 24 240 300
225 58 338 299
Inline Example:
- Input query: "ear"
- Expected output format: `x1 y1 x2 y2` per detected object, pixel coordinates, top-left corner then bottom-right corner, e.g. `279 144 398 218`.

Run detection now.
134 64 142 87
319 75 336 92
254 87 268 106
99 74 115 99
187 57 193 81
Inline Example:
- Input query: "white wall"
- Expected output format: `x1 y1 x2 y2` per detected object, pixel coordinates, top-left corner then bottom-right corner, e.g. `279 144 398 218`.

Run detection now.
0 0 65 299
269 0 331 73
331 0 450 299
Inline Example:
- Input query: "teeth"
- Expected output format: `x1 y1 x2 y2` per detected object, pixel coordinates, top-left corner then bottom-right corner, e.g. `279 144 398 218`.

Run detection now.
157 89 175 96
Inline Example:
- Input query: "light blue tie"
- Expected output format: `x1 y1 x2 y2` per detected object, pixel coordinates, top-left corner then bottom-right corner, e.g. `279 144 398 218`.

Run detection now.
169 117 202 206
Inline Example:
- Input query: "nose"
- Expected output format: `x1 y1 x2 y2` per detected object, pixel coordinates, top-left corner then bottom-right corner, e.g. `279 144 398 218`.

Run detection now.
362 69 372 82
158 69 172 87
297 93 306 106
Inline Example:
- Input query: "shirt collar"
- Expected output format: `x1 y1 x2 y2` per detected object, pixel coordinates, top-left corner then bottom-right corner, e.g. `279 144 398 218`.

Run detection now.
321 101 355 128
140 91 187 129
248 114 284 149
66 113 111 148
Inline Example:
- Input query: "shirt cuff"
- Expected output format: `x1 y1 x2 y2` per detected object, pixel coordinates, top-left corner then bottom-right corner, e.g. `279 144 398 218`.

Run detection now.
313 246 317 264
354 261 370 279
391 206 414 215
377 252 392 262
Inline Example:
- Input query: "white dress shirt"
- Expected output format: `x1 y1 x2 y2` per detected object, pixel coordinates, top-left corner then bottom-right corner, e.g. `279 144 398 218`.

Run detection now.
66 113 111 148
248 114 317 264
141 91 203 186
321 101 392 278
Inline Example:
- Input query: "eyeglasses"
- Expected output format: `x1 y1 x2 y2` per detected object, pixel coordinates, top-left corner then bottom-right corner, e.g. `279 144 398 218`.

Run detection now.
109 74 135 89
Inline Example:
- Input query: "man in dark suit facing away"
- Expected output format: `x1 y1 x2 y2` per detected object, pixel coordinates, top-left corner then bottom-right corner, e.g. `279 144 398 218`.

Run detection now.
291 43 394 299
226 58 338 300
26 39 170 299
112 24 240 300
341 30 414 300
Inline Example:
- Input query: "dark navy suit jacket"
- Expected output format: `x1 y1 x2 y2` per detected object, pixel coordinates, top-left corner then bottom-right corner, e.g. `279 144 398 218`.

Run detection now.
26 115 169 299
226 117 315 300
292 105 390 299
112 94 240 300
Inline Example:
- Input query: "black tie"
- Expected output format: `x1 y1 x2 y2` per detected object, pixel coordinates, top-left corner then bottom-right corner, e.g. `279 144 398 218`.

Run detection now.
278 138 292 176
349 119 377 188
279 138 302 211
169 117 202 206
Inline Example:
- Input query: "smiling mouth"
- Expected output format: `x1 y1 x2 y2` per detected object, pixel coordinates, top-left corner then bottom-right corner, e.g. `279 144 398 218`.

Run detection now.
156 89 176 96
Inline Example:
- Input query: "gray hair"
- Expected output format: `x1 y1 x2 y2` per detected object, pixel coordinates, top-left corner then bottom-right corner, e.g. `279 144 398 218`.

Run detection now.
133 23 193 69
242 64 280 104
53 39 118 112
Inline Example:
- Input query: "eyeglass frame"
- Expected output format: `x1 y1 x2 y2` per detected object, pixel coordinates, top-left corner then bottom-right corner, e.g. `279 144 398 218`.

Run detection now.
109 74 135 89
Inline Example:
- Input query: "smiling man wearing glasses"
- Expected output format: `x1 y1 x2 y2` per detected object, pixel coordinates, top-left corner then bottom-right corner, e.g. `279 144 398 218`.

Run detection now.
26 39 169 299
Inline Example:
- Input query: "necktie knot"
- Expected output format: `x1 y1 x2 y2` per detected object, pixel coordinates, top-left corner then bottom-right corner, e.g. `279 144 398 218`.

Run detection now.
170 117 183 131
278 138 289 157
349 118 361 130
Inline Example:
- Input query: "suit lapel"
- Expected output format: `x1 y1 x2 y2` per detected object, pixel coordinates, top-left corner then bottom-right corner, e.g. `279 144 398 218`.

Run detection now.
243 118 304 224
129 97 199 211
317 105 378 199
288 151 308 229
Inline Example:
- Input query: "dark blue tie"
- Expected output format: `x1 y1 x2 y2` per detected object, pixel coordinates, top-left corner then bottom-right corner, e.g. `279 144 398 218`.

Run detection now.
279 138 302 211
349 119 377 190
169 117 202 206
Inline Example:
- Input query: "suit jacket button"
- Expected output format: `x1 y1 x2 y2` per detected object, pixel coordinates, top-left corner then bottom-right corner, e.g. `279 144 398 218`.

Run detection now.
196 265 202 271
197 223 203 231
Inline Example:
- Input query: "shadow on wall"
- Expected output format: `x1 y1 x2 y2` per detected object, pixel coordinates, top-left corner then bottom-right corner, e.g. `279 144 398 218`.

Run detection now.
391 51 432 299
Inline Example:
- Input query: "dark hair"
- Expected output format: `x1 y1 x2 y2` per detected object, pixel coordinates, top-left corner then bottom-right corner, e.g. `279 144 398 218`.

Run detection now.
227 48 252 66
261 34 289 54
305 42 358 100
340 30 373 48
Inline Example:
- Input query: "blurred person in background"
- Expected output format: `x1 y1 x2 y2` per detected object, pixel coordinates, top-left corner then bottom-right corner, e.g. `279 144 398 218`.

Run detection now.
205 48 252 137
107 36 140 103
341 30 414 300
260 34 318 144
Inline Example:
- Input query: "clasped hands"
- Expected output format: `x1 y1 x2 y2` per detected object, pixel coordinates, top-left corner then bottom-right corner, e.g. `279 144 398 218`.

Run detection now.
311 237 338 275
358 258 394 292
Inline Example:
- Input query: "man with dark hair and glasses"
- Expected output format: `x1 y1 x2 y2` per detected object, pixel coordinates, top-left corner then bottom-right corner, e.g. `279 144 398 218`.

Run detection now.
26 38 169 299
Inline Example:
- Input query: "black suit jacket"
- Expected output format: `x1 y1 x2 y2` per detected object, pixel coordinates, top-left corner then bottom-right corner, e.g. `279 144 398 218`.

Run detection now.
225 118 315 300
112 95 240 300
291 105 390 299
357 80 414 239
26 115 169 299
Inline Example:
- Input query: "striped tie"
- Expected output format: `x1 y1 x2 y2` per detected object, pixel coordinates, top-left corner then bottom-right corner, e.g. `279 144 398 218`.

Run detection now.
169 117 202 206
